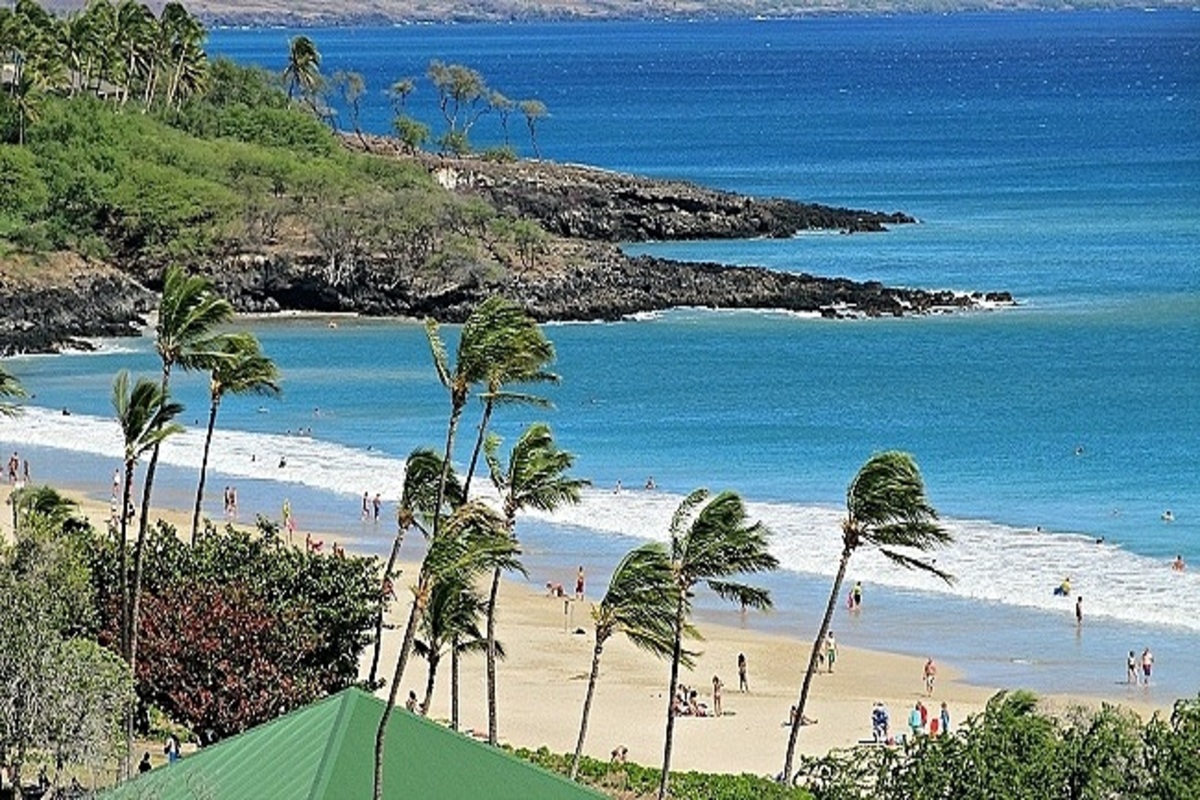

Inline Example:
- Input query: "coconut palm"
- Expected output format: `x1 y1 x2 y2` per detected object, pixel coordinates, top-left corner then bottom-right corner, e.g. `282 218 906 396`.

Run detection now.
0 365 26 417
141 264 233 550
482 422 586 745
373 500 521 800
413 576 499 718
570 542 680 780
189 334 280 544
113 0 154 106
158 2 205 110
283 34 320 102
657 489 778 800
366 448 463 687
780 451 950 783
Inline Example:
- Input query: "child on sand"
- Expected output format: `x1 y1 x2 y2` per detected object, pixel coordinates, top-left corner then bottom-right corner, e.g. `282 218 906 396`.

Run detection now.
923 658 937 694
711 675 723 716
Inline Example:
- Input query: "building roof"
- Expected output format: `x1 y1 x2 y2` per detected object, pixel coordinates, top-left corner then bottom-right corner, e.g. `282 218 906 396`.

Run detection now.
101 687 605 799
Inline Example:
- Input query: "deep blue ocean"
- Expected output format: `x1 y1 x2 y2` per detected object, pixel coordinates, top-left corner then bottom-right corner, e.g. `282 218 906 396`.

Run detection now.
4 11 1198 698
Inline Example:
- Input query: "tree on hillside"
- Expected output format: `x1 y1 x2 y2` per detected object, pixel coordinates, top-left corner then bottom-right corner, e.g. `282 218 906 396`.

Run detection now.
332 69 367 146
427 60 489 155
570 542 679 780
483 422 586 745
781 451 950 783
490 90 514 146
520 99 547 158
658 489 777 800
190 333 281 544
283 34 320 103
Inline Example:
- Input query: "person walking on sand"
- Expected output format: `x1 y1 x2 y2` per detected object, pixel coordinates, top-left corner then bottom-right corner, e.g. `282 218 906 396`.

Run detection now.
824 631 837 674
940 701 950 735
1126 650 1138 684
575 565 586 600
712 675 723 716
738 652 748 692
923 657 937 695
1141 647 1154 686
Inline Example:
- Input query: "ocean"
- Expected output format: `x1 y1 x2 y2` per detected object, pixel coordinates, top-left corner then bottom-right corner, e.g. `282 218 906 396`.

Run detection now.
4 11 1198 699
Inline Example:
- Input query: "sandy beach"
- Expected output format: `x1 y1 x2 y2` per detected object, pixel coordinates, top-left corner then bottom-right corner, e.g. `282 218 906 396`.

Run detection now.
5 482 1171 781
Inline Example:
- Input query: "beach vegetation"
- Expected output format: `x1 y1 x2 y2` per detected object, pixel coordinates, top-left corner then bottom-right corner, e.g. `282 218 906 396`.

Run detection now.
0 502 135 792
569 542 680 780
189 332 281 543
793 689 1200 800
781 450 950 782
520 99 548 159
373 500 521 799
83 519 382 742
483 421 585 744
283 34 321 105
658 489 779 800
413 573 499 719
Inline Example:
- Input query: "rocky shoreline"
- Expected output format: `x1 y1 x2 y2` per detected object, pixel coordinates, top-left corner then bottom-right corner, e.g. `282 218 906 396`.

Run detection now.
0 152 1012 356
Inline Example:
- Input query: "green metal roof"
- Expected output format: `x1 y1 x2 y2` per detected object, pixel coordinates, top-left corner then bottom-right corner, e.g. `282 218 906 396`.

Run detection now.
102 687 605 799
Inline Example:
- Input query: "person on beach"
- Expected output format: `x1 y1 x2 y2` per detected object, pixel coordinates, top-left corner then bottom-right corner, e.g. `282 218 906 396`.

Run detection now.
645 476 656 490
361 492 370 520
405 690 418 712
1172 555 1186 571
1126 650 1138 684
711 675 723 716
575 566 586 600
940 702 950 735
373 492 382 522
546 581 565 598
112 468 121 498
8 452 18 483
138 752 152 773
1141 648 1154 685
229 486 238 520
164 734 181 764
21 460 29 484
908 702 923 738
871 702 889 742
1054 577 1072 596
282 499 295 541
923 658 937 694
1075 596 1083 625
825 631 837 673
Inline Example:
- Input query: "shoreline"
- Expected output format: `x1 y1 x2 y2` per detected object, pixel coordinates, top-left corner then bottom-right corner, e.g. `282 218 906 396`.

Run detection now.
1 470 1175 775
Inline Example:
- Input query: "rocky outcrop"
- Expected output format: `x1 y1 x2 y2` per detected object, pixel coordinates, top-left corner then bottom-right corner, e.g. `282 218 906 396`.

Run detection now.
0 259 152 355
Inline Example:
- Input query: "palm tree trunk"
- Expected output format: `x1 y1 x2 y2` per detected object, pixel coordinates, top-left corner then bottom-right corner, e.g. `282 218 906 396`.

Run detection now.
451 637 461 730
461 398 495 498
431 399 464 541
373 577 426 800
657 593 688 800
118 464 134 661
781 545 853 783
485 564 502 746
421 653 440 716
190 398 219 545
570 636 606 780
368 530 404 686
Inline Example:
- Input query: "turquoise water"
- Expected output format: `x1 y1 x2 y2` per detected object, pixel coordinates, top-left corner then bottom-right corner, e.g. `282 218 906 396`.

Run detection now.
5 11 1198 698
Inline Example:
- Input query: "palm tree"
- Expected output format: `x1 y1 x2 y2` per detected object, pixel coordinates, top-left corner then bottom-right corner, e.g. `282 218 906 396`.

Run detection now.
366 448 463 687
570 542 679 780
283 34 320 102
142 264 234 549
780 451 950 782
658 489 778 800
413 576 499 718
158 2 205 110
189 334 280 544
0 364 26 416
373 501 520 800
113 0 154 106
482 422 586 745
112 370 181 779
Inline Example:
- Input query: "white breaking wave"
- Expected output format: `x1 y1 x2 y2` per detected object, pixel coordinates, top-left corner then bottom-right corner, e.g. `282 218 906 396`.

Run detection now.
3 406 1197 633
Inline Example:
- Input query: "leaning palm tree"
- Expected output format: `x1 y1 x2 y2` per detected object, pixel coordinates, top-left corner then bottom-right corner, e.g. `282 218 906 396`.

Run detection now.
141 264 233 550
780 451 951 782
482 422 586 745
413 576 500 718
282 34 320 101
112 370 182 780
0 364 26 417
190 334 281 544
373 500 521 800
570 542 680 780
658 489 778 800
366 448 463 687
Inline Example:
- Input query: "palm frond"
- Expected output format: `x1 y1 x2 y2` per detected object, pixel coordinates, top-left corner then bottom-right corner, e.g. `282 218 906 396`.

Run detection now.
480 390 554 409
424 318 452 389
705 580 773 611
669 488 710 561
878 547 955 584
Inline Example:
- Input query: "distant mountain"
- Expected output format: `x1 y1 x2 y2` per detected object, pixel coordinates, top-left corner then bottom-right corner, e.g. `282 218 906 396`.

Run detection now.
38 0 1195 27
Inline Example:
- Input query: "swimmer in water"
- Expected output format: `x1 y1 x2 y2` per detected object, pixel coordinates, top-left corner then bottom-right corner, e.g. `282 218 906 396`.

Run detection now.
1172 555 1186 572
1161 510 1174 522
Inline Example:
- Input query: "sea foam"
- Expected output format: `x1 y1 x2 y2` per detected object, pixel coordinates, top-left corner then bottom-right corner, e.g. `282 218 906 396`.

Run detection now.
3 406 1196 633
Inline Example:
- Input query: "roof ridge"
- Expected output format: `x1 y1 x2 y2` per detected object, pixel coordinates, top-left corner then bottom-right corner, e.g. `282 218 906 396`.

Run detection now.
307 687 364 800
